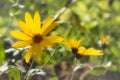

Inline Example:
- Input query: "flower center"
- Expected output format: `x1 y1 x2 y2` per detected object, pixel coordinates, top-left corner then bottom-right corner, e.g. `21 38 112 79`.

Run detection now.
72 48 78 54
72 48 83 58
33 34 43 43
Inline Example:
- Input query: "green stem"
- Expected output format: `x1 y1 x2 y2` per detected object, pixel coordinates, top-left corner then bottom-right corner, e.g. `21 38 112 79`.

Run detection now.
24 59 34 80
28 59 34 71
24 46 60 80
71 57 77 80
3 17 13 36
100 48 105 64
40 46 61 69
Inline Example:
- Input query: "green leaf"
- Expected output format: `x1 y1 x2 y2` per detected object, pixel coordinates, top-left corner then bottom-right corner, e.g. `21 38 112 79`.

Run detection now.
0 37 5 65
89 56 100 65
89 67 105 76
111 46 120 58
50 77 57 80
72 1 87 16
8 66 21 80
86 21 98 29
9 0 15 3
113 0 120 11
97 0 109 10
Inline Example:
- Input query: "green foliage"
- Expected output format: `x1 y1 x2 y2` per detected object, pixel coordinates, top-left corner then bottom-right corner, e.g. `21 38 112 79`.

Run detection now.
50 77 57 80
8 66 21 80
0 37 5 65
89 67 106 76
89 56 100 65
111 46 120 58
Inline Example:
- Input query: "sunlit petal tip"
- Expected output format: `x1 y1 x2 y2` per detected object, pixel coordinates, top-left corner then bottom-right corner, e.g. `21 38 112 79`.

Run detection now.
12 41 31 48
34 11 40 17
10 31 31 41
33 10 41 33
25 11 33 24
10 31 18 37
97 50 103 55
12 43 18 48
87 48 103 56
25 11 30 16
17 19 25 24
17 20 26 29
34 11 40 18
35 10 39 14
41 21 61 36
24 47 33 63
25 56 30 63
12 43 17 48
54 21 60 24
48 16 54 21
53 22 60 29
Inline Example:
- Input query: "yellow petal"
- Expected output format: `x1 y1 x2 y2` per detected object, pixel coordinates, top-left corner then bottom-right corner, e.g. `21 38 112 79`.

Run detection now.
78 47 86 54
100 34 111 45
40 16 54 34
12 41 31 48
63 39 72 48
105 37 110 44
83 47 103 56
33 11 41 34
41 36 63 48
25 12 34 33
10 31 32 41
41 21 60 36
100 35 105 44
24 47 33 63
69 40 73 48
74 40 81 48
44 43 54 48
73 40 77 48
34 44 42 61
41 40 54 48
70 40 81 48
45 36 64 43
17 20 33 37
70 40 76 48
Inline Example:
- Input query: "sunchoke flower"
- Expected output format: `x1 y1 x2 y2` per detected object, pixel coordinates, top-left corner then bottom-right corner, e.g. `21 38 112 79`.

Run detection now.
63 39 103 58
10 11 63 63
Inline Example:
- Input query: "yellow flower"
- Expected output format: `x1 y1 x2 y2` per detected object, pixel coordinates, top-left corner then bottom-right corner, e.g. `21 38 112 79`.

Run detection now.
100 34 110 48
10 11 63 63
63 39 102 58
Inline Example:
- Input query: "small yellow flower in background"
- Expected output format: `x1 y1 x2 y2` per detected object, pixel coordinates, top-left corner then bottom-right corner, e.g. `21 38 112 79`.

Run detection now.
100 34 111 49
63 39 103 58
10 11 63 63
